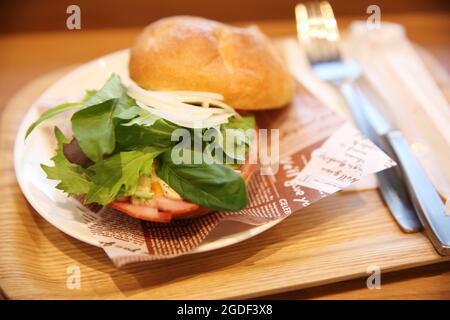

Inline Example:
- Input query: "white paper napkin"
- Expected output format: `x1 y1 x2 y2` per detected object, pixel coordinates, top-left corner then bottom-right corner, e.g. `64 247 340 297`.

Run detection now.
345 21 450 213
276 37 378 191
277 22 450 212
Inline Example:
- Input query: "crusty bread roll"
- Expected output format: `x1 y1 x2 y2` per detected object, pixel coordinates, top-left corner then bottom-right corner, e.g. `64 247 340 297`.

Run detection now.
129 16 295 110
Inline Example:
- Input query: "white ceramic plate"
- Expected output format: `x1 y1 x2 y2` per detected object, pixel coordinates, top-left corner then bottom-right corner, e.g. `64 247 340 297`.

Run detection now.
13 49 284 254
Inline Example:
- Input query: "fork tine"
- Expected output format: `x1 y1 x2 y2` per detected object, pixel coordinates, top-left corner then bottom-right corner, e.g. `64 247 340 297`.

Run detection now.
319 1 341 60
295 3 316 62
296 1 341 64
306 2 323 63
313 1 338 62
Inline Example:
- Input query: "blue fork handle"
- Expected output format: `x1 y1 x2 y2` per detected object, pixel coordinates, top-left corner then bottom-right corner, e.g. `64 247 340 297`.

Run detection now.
383 130 450 255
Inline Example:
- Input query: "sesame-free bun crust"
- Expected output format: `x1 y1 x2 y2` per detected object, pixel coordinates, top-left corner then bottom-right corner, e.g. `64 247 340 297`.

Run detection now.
129 16 295 110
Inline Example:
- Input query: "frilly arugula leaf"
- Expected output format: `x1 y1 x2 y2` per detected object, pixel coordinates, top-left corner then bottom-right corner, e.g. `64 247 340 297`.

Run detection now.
84 147 164 205
41 127 91 196
156 149 248 211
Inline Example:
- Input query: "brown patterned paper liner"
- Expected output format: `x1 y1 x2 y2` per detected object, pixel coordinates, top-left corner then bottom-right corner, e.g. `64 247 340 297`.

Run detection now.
45 85 395 267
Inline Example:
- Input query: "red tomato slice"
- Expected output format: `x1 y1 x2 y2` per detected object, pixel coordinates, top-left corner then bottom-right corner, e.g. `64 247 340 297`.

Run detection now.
109 201 172 223
109 162 257 222
115 196 130 202
240 161 256 182
240 123 258 182
152 196 200 214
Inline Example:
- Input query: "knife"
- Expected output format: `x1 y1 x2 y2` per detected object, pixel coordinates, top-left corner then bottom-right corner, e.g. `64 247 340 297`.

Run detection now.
352 81 450 256
339 81 422 233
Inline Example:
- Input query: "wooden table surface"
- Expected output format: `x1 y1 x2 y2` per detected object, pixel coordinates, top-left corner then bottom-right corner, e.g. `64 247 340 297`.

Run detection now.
0 12 449 300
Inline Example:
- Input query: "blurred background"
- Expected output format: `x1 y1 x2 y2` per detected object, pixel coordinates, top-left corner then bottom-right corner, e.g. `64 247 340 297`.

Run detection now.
0 0 448 111
1 0 449 33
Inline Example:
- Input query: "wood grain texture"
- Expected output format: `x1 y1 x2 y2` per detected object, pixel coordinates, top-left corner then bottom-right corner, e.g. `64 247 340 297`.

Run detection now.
263 261 450 299
1 14 450 300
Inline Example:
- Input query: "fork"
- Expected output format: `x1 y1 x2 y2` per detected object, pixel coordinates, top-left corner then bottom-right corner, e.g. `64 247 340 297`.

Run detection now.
295 1 422 233
296 2 450 255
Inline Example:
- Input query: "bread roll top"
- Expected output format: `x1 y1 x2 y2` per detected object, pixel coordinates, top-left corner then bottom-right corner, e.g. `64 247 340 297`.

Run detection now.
129 16 295 110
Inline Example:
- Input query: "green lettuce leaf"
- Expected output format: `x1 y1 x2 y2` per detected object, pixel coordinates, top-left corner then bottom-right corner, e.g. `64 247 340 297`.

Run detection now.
81 89 98 103
218 115 256 162
112 93 140 120
221 115 255 148
116 115 180 150
41 127 92 196
25 102 82 139
156 149 248 210
223 114 256 131
121 110 161 127
71 99 117 162
71 76 140 162
25 74 136 140
84 147 164 205
83 74 124 107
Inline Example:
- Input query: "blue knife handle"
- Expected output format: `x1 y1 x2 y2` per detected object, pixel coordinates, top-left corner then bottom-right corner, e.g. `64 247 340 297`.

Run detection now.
384 130 450 255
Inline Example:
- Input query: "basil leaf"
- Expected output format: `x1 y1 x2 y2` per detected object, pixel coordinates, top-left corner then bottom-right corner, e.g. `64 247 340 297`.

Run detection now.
156 149 248 211
41 127 92 196
84 147 164 205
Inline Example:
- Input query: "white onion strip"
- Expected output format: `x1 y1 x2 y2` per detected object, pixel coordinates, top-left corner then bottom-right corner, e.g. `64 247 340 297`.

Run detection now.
157 91 224 100
136 101 211 121
128 84 227 116
137 102 233 128
128 83 240 128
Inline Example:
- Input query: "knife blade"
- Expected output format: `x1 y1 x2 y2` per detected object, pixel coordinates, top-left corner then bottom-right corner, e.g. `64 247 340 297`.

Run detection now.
354 81 450 256
339 81 422 233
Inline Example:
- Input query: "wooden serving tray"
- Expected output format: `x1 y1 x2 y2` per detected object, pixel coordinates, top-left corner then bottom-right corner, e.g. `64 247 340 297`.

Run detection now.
1 51 449 300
